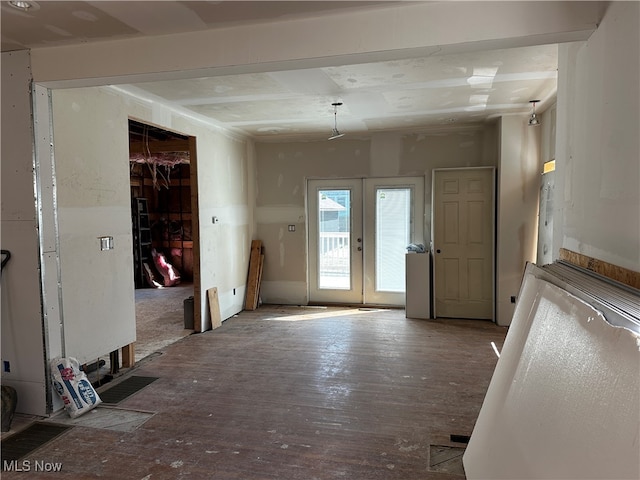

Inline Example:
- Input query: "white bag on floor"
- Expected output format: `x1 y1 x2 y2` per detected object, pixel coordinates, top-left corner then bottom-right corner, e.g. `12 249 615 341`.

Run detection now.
50 357 102 418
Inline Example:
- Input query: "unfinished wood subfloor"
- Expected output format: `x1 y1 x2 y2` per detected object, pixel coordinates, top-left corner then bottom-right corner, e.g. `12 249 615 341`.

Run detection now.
134 282 194 362
5 306 506 479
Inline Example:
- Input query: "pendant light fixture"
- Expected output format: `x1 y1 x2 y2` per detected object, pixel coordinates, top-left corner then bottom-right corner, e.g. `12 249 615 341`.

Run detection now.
528 99 541 126
8 1 39 10
328 102 345 140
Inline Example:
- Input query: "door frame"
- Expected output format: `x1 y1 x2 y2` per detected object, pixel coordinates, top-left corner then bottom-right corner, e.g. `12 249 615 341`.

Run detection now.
128 120 202 332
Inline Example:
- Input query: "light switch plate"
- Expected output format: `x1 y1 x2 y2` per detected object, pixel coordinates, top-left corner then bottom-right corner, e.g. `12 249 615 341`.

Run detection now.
99 236 114 251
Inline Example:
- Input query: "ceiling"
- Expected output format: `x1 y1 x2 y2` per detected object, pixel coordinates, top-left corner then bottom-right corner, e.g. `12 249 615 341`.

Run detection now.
1 1 558 141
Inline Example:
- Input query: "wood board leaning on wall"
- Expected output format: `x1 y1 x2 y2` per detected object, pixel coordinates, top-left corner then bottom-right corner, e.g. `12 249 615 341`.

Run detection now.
245 240 264 311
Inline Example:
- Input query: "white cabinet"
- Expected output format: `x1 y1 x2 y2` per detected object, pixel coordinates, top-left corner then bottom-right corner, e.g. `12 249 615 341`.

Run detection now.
405 253 431 319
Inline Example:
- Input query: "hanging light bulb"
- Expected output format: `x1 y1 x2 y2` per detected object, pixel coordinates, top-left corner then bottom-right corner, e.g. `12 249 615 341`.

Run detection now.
528 100 541 126
328 102 345 140
8 1 39 10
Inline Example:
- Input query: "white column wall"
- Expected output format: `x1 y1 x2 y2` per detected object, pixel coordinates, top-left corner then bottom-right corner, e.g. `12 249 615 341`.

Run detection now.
496 116 541 326
0 51 48 415
554 2 640 271
51 88 137 363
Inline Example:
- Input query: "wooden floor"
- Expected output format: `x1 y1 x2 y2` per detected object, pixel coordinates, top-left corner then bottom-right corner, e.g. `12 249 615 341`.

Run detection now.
3 306 507 479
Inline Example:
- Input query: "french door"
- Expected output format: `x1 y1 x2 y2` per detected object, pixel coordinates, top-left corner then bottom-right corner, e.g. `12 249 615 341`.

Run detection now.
308 177 424 306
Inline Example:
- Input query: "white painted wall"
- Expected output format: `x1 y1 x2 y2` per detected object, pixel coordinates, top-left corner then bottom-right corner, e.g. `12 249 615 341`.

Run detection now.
554 1 640 271
496 116 541 326
0 51 49 415
255 127 498 305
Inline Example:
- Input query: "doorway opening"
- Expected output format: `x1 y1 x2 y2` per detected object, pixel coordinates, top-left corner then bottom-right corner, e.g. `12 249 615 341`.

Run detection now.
128 119 197 362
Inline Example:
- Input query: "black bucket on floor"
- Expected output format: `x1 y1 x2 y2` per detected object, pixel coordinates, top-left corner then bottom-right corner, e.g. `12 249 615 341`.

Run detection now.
184 296 194 329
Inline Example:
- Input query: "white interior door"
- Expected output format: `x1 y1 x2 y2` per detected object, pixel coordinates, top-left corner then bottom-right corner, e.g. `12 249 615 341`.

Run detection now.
432 167 495 319
308 177 424 306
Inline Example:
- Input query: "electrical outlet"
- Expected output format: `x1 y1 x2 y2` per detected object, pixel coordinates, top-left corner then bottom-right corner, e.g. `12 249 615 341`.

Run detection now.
288 225 295 232
510 295 517 304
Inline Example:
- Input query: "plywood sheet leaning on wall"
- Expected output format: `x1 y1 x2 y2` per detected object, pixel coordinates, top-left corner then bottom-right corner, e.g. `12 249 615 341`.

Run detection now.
245 240 264 310
559 247 640 289
207 287 222 330
463 263 640 480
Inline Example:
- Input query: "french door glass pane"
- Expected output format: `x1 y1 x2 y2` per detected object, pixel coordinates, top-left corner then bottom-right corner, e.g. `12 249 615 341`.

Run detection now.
318 189 350 289
376 188 411 292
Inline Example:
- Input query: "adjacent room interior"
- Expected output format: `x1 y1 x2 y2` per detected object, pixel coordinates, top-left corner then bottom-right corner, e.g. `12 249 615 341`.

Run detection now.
128 120 196 363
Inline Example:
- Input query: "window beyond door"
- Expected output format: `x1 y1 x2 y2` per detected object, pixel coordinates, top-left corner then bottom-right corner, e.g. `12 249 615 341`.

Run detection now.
318 189 351 290
375 187 411 292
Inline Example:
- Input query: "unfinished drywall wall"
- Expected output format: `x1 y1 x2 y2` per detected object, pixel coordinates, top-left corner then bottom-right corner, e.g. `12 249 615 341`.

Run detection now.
50 86 252 333
496 116 541 326
28 2 602 86
172 118 251 326
536 105 557 266
255 127 497 305
117 89 252 328
540 103 557 165
51 87 137 363
403 127 497 241
0 51 49 416
255 139 370 304
554 1 640 272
